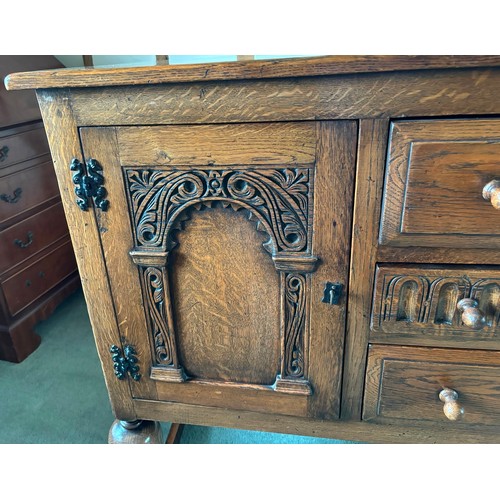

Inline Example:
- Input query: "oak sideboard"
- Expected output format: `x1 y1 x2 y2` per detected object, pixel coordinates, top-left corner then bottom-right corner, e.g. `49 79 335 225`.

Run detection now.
6 55 500 443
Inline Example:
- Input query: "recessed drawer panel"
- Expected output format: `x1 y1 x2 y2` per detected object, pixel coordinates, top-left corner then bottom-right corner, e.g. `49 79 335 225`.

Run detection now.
380 119 500 249
371 265 500 349
0 160 60 226
0 202 69 274
0 125 49 169
2 239 76 316
363 345 500 426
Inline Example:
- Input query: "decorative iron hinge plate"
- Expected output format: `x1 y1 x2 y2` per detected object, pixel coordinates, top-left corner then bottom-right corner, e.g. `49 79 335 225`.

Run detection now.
70 158 109 211
110 344 141 381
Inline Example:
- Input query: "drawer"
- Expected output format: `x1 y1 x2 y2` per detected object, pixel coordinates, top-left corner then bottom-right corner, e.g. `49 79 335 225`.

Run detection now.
0 160 60 226
380 119 500 249
363 345 500 426
371 265 500 349
0 202 69 275
0 125 49 169
1 239 76 316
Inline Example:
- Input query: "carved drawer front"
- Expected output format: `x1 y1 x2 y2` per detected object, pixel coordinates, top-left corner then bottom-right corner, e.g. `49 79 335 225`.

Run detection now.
371 265 500 349
1 239 76 316
79 121 356 420
0 202 69 274
363 345 500 427
0 124 49 169
380 119 500 249
0 160 60 227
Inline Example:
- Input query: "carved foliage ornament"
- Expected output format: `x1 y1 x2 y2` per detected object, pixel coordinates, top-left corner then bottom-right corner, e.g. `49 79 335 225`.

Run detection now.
126 167 312 254
283 273 307 378
141 266 176 366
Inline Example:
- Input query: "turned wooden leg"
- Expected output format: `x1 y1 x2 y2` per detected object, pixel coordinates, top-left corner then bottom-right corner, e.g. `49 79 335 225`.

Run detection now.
166 423 185 444
108 419 164 444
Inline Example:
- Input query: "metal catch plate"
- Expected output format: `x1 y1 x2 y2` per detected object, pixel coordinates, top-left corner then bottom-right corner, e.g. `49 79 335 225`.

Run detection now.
322 282 343 305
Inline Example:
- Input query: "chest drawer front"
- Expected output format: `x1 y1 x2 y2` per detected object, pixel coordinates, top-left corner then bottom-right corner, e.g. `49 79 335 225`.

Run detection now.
371 264 500 349
2 239 76 316
0 160 60 226
0 125 50 169
0 202 69 275
363 345 500 426
380 119 500 249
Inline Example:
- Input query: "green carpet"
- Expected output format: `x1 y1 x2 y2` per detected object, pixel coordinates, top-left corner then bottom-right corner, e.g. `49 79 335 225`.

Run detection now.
0 289 352 444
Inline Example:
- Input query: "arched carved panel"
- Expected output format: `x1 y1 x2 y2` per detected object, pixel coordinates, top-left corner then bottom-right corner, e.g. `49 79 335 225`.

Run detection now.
382 275 429 323
126 166 316 392
433 282 460 325
372 266 500 343
472 280 500 327
125 167 313 255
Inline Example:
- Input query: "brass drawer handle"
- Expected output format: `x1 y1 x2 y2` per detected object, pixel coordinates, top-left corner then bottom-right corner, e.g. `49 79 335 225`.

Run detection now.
0 187 22 204
0 145 9 162
439 388 464 421
14 231 34 249
483 179 500 210
457 298 486 330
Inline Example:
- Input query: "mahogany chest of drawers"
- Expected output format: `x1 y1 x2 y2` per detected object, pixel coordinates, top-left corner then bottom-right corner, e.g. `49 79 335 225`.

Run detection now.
0 56 79 363
6 55 500 442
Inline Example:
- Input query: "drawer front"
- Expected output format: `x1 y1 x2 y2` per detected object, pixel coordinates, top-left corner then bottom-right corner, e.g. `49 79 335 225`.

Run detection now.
2 239 76 316
363 345 500 426
0 125 49 169
371 265 500 349
0 160 60 226
380 119 500 249
0 202 69 274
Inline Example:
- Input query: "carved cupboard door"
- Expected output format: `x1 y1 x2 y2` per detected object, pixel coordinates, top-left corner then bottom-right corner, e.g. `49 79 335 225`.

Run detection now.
79 121 356 420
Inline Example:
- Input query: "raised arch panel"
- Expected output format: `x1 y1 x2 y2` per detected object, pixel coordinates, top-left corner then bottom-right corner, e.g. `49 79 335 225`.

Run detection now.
169 206 281 385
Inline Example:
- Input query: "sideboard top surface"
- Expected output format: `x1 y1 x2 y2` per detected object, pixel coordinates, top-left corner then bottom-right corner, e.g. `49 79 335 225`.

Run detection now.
5 55 500 91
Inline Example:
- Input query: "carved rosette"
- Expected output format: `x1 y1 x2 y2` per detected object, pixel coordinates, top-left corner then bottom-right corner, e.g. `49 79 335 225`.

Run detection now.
126 166 316 393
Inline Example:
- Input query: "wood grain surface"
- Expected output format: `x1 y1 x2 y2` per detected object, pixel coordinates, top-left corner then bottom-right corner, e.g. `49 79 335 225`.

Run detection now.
117 123 316 167
37 92 137 420
307 121 357 420
363 345 500 427
381 118 500 248
170 207 281 385
133 397 500 443
6 55 500 90
370 264 500 349
341 119 389 420
61 69 500 127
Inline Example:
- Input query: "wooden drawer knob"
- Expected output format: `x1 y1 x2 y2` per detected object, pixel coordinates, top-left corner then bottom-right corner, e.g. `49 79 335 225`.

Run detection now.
439 388 464 421
457 298 486 330
483 179 500 210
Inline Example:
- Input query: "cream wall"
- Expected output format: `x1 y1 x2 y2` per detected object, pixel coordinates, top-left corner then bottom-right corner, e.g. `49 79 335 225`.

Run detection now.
54 55 319 68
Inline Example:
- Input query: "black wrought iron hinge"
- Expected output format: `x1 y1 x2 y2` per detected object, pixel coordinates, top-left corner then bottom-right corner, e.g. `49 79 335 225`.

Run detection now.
70 158 109 211
110 344 141 381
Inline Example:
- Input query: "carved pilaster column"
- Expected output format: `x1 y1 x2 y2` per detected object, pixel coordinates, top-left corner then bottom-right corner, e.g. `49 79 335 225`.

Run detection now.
273 256 317 395
129 250 186 382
